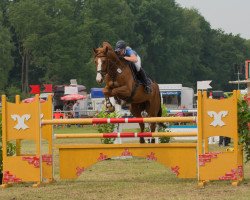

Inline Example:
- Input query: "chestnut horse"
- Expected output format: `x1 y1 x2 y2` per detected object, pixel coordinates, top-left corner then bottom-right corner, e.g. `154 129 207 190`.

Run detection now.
93 42 162 143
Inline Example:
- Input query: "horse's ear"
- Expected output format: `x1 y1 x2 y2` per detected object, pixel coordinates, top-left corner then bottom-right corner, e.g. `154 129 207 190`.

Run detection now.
103 41 112 50
104 46 109 54
103 41 108 47
93 48 97 54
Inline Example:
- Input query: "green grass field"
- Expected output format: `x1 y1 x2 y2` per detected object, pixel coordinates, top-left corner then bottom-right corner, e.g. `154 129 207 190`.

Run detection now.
1 126 250 200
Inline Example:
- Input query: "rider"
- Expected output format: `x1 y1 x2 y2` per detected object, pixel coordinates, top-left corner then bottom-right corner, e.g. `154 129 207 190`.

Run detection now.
115 40 152 94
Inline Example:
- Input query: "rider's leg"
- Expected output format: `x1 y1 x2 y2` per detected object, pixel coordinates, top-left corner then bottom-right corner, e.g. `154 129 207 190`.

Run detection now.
138 69 152 94
135 56 152 94
134 55 142 72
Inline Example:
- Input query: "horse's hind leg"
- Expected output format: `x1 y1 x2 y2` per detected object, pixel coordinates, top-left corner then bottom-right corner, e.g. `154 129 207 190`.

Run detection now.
149 123 156 143
139 123 145 143
130 103 145 144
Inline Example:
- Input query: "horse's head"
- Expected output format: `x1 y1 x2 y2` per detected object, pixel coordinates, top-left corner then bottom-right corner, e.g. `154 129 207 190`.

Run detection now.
93 42 119 84
93 45 109 84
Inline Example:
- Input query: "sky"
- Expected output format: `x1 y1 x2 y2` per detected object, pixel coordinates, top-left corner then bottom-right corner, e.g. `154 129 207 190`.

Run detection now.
175 0 250 39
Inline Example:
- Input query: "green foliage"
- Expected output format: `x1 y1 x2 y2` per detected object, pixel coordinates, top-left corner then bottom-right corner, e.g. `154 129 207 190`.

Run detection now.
161 103 168 117
158 125 171 143
95 110 120 144
0 115 16 173
238 96 250 163
158 104 170 143
0 85 22 102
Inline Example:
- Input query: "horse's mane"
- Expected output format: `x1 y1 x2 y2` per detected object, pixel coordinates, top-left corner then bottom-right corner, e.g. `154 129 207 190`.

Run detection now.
102 42 113 50
102 41 126 67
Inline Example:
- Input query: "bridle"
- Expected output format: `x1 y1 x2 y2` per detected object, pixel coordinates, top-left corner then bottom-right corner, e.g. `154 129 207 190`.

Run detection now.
94 50 121 82
95 52 109 77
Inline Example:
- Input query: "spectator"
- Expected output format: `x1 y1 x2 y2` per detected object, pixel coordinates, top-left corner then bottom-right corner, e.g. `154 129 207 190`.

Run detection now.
73 101 80 118
73 101 80 127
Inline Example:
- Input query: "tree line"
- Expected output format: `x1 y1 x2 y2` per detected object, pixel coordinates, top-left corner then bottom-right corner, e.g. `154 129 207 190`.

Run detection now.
0 0 250 97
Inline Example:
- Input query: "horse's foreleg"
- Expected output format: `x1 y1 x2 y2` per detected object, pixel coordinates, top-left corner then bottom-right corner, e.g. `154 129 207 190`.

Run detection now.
111 85 131 97
103 87 115 112
103 86 112 97
104 97 115 112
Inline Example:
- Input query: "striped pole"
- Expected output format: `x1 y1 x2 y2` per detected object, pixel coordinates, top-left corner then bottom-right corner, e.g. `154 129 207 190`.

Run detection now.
54 132 197 139
42 116 196 125
167 109 197 113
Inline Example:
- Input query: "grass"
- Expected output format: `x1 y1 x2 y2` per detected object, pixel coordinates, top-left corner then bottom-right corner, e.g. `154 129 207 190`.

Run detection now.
54 125 100 134
1 126 250 200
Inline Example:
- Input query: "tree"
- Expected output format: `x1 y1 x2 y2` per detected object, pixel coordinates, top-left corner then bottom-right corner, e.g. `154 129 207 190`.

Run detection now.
83 0 136 47
1 0 250 93
8 0 51 93
0 11 14 91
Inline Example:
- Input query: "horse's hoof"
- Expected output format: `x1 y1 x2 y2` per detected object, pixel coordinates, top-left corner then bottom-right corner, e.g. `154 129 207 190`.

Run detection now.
115 99 121 104
140 138 145 144
106 103 112 107
107 106 115 112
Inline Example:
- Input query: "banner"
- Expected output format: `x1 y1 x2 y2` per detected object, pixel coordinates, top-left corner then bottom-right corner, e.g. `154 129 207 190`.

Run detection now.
29 85 40 94
43 84 53 93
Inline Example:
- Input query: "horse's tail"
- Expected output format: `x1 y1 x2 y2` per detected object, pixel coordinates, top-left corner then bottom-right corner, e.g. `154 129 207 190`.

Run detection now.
157 104 162 117
157 85 167 129
157 83 162 117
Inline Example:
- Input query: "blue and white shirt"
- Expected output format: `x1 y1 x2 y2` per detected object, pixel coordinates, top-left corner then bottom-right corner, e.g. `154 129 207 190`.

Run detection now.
124 47 138 57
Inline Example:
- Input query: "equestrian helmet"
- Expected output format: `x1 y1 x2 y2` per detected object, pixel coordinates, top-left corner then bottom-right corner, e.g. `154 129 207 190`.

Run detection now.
115 40 126 51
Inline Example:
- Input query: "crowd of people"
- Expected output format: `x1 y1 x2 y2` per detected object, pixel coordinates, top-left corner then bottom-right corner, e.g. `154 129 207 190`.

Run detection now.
53 101 81 128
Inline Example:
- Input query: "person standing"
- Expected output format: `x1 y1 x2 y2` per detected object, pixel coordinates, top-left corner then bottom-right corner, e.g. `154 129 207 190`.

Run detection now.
73 101 80 127
73 101 80 118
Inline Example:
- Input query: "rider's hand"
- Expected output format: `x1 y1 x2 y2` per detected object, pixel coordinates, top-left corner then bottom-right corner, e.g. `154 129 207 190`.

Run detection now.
118 55 125 60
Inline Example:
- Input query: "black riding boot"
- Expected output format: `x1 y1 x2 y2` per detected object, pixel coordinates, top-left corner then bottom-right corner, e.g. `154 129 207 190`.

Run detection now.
137 69 152 94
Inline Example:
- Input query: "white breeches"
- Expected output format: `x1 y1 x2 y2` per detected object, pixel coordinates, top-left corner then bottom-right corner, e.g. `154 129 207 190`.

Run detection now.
135 55 142 72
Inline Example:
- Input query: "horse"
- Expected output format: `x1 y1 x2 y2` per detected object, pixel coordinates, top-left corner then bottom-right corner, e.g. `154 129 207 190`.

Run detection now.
93 42 163 143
